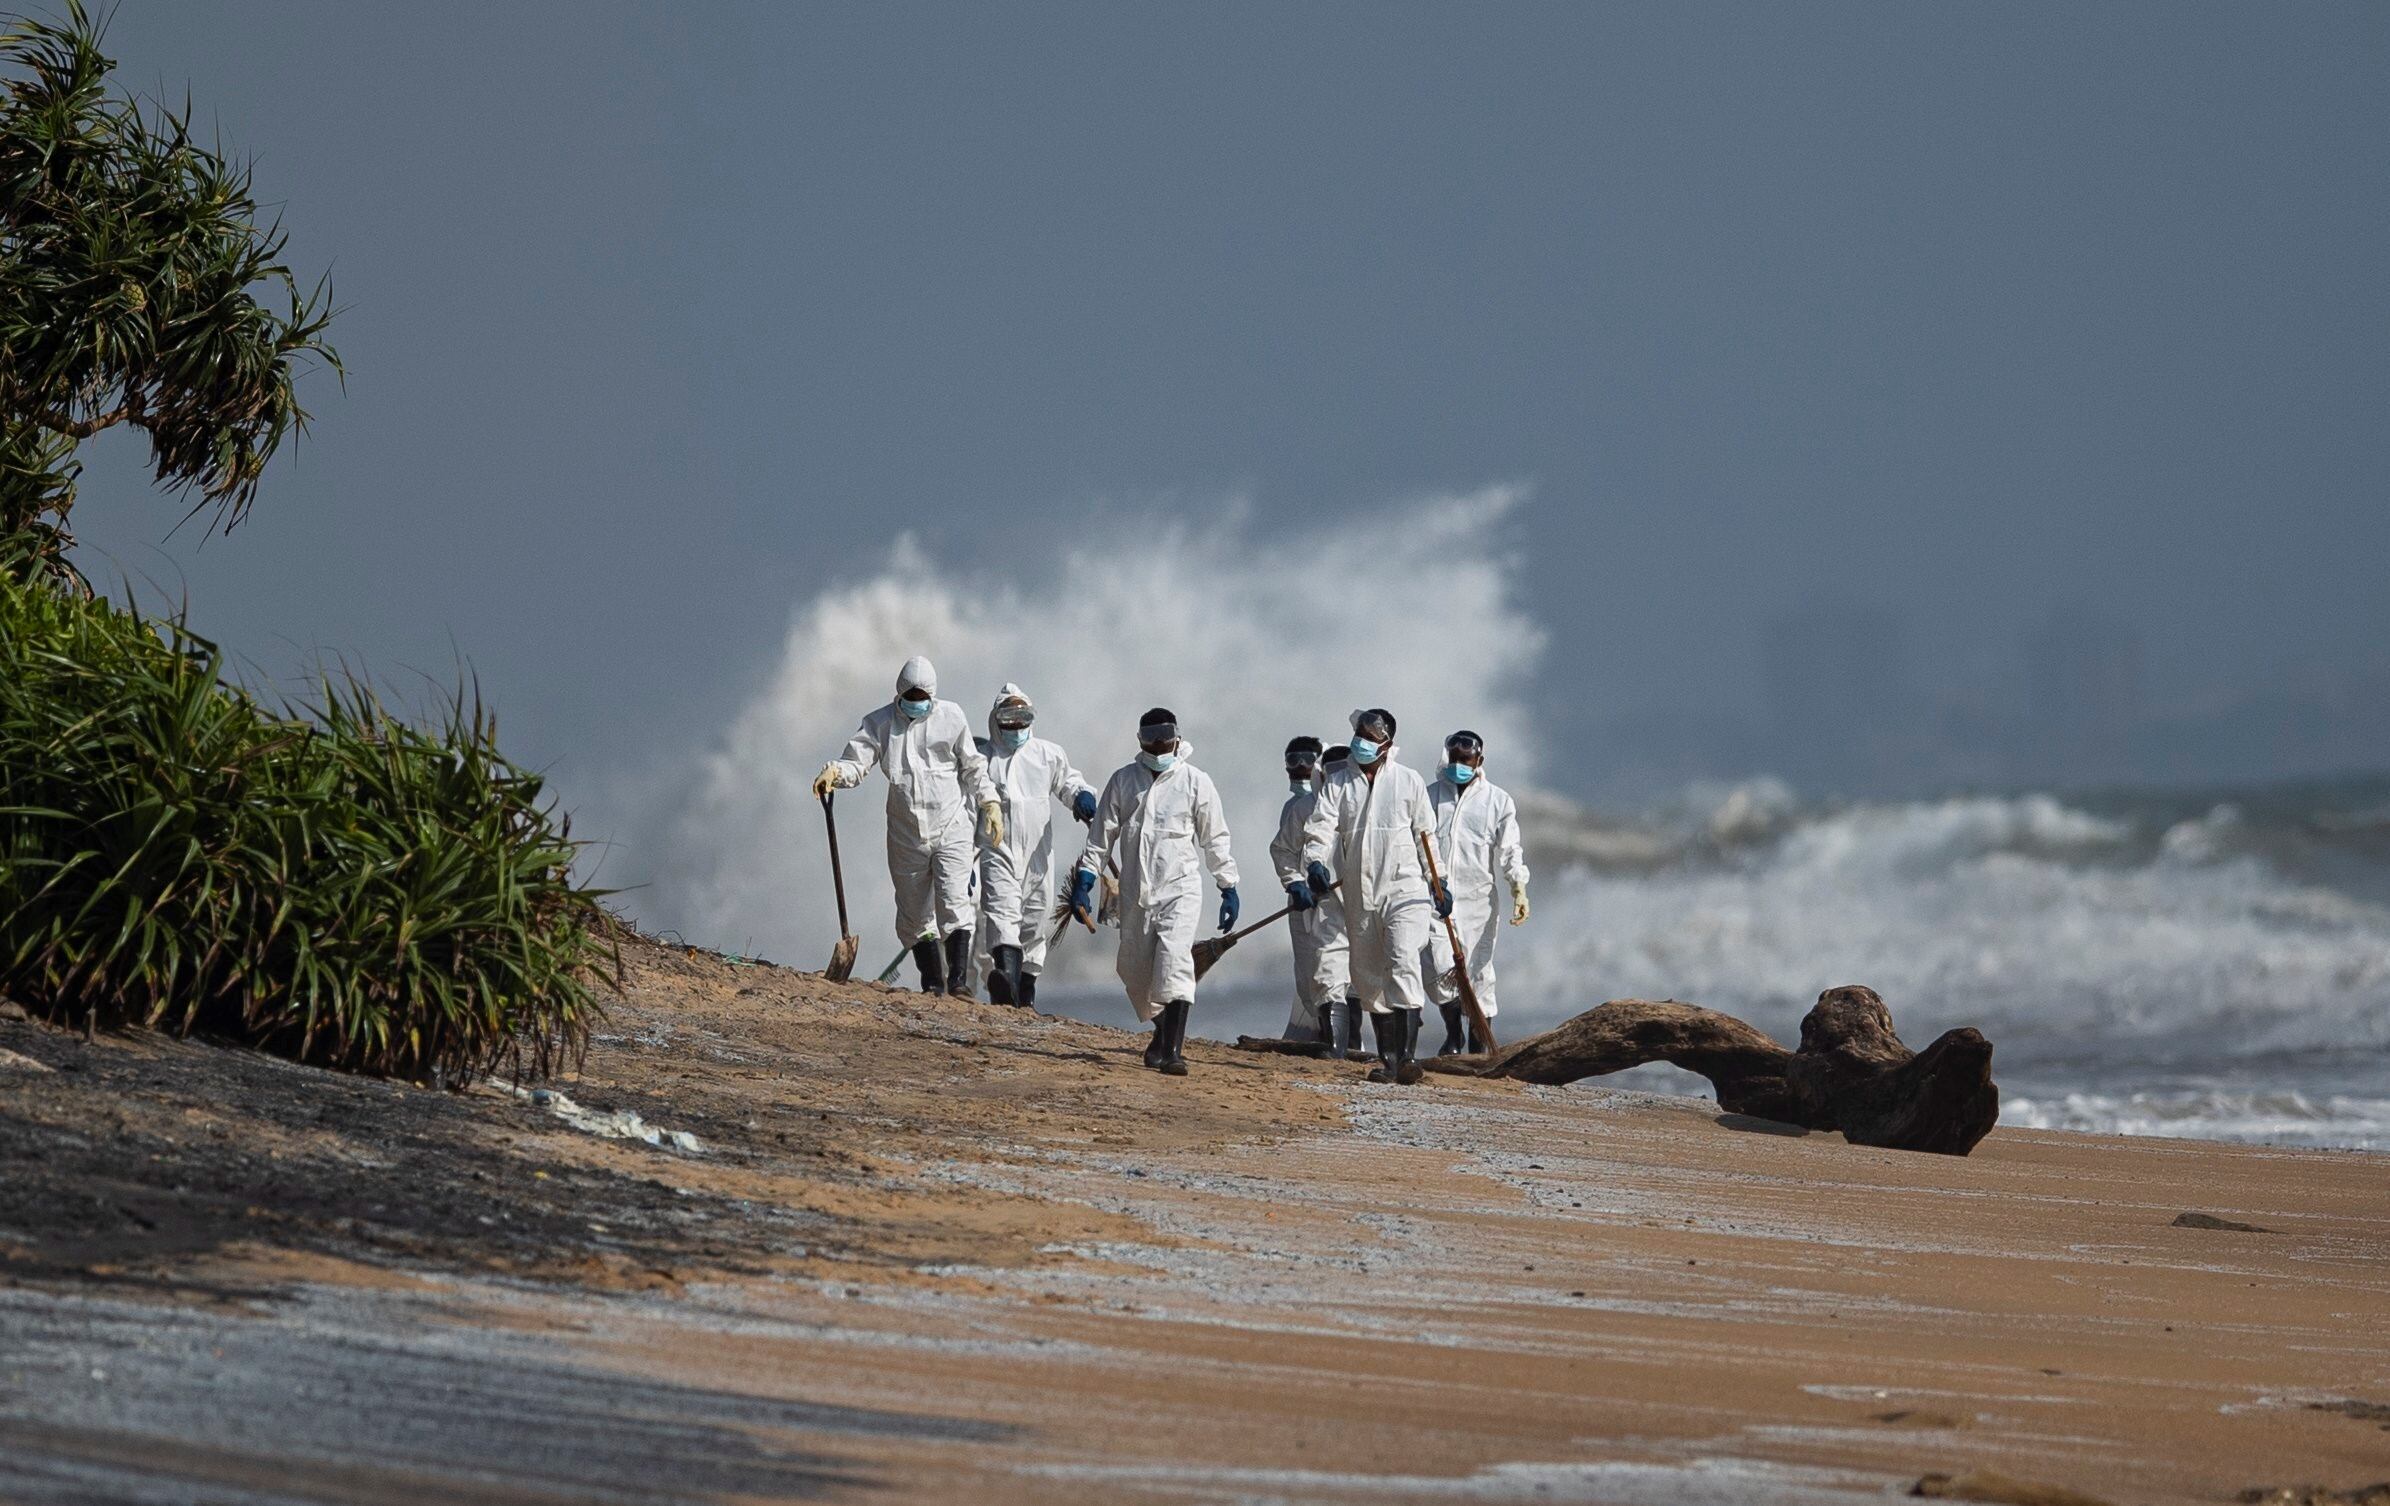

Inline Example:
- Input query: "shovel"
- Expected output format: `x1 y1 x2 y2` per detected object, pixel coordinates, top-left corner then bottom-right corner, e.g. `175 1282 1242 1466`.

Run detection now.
820 790 861 981
1418 836 1497 1053
1191 881 1341 981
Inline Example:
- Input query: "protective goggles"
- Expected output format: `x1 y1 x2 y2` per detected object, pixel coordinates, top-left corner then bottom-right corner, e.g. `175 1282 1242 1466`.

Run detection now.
992 701 1035 730
1444 731 1484 758
1137 720 1178 745
1284 749 1322 777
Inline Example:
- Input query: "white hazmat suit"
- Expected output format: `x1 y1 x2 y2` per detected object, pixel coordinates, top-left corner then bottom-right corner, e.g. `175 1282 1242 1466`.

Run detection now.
1075 743 1239 1023
821 656 996 948
1271 783 1348 1037
972 684 1095 984
1424 769 1529 1019
1301 747 1443 1017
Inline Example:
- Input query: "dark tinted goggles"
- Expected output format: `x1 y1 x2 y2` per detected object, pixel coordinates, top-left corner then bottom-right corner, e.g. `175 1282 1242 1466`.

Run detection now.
1138 721 1178 746
1444 732 1483 758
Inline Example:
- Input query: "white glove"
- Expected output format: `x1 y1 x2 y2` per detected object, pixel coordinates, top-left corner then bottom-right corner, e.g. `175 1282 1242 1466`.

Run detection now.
979 800 1005 849
1511 883 1529 926
812 764 842 799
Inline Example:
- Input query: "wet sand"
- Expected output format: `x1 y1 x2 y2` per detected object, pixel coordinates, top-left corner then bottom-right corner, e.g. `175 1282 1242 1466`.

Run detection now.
3 940 2386 1503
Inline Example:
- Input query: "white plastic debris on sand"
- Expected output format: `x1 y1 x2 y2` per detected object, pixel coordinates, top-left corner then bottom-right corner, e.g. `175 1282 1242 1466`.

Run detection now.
486 1081 704 1154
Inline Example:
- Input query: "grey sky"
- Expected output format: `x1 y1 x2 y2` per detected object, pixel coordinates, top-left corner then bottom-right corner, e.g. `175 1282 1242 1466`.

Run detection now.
68 2 2390 810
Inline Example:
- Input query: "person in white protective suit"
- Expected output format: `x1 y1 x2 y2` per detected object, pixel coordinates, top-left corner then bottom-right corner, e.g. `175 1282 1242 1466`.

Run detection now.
812 656 1002 998
1424 728 1530 1055
1271 736 1351 1057
1066 708 1240 1077
971 683 1098 1009
1294 707 1452 1085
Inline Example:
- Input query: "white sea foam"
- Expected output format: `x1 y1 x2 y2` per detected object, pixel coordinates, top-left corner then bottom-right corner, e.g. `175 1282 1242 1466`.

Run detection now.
624 486 1541 968
1508 793 2390 1068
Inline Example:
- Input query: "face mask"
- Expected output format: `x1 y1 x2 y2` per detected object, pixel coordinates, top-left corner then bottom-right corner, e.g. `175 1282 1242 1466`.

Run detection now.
1288 778 1312 794
997 727 1030 751
1349 737 1381 766
898 696 932 720
1138 748 1178 774
1446 763 1476 785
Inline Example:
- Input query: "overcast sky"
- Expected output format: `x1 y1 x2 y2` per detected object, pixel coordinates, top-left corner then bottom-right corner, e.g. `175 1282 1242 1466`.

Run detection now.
67 2 2390 812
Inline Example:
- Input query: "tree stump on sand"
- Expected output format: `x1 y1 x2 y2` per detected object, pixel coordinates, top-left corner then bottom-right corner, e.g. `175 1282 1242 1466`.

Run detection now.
1426 985 2000 1156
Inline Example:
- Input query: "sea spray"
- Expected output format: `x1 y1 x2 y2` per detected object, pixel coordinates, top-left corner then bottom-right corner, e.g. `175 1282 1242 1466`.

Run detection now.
626 485 1543 972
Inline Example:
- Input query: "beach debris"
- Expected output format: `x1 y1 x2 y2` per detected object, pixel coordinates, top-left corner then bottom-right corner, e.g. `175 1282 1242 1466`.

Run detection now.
2173 1211 2275 1233
486 1081 705 1154
0 996 28 1021
2307 1399 2390 1430
1911 1469 2115 1505
2237 1487 2390 1505
0 1045 53 1072
1420 984 2000 1155
1875 1408 1971 1429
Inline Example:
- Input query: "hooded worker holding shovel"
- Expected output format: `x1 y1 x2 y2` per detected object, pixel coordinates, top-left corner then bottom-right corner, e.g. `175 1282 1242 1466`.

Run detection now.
813 655 1001 997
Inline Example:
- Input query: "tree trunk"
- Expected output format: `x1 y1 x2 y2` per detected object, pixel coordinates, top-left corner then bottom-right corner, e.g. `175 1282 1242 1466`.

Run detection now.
1424 985 2000 1156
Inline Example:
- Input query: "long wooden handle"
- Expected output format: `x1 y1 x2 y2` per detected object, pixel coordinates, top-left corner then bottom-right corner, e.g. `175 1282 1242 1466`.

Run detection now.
1418 835 1497 1052
1222 878 1341 947
821 791 852 936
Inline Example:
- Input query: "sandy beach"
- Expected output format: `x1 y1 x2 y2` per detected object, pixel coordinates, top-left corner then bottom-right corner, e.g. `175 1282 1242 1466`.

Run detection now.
3 939 2386 1505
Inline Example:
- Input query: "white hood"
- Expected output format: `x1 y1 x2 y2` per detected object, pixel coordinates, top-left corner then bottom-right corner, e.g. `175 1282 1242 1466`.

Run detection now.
987 681 1032 741
897 655 937 700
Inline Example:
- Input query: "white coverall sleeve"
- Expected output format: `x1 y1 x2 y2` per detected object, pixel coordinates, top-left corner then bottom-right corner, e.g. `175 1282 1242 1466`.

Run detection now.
829 719 880 788
1496 789 1530 895
1195 772 1239 891
953 715 995 810
1075 775 1122 881
1409 777 1445 880
1049 750 1095 810
1300 777 1344 873
1269 801 1305 889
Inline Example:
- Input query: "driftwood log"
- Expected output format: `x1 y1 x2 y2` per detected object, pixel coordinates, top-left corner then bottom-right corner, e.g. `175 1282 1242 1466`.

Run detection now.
1422 985 2000 1156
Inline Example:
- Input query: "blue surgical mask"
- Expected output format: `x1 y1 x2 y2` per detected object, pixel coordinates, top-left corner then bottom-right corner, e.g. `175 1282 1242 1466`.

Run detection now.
1288 778 1312 794
997 727 1030 751
1446 763 1476 785
1348 737 1381 765
1138 748 1179 774
897 696 932 720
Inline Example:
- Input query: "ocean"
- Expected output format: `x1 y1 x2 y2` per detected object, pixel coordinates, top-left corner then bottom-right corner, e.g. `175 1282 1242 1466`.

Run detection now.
614 488 2390 1155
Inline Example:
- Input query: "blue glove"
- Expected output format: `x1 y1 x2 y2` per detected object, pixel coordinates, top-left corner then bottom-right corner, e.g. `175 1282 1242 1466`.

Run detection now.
1072 788 1097 822
1217 885 1240 933
1306 860 1332 898
1284 880 1315 912
1430 876 1453 920
1069 868 1097 924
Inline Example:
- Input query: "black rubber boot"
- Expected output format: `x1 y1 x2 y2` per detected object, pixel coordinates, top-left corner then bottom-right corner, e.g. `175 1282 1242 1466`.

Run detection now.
1018 972 1038 1009
1157 1000 1191 1076
1467 1014 1487 1054
1396 1008 1425 1085
992 944 1026 1007
1437 1003 1466 1056
943 929 974 1000
1367 1009 1398 1083
1144 1010 1168 1069
1336 998 1365 1061
911 936 944 994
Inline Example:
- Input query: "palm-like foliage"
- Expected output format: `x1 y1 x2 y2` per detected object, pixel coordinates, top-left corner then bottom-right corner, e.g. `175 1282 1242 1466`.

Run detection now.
1 1 337 579
0 570 611 1084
